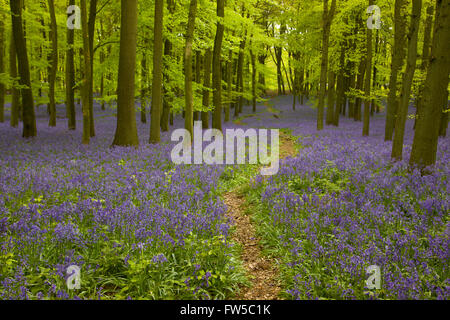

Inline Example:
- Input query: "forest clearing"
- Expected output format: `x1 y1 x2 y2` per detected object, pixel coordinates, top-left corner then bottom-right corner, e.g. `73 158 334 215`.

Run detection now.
0 0 449 303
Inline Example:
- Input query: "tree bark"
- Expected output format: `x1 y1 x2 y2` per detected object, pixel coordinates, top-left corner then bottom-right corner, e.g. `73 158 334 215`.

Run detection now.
202 48 212 129
47 0 58 127
385 0 407 141
112 0 139 147
80 0 91 144
363 0 374 136
184 0 198 140
10 0 36 138
0 19 4 123
66 0 76 130
410 0 450 169
317 0 336 131
212 0 225 131
150 0 164 144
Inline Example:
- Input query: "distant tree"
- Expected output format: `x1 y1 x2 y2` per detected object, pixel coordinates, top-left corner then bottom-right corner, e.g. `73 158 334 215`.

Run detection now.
112 0 139 147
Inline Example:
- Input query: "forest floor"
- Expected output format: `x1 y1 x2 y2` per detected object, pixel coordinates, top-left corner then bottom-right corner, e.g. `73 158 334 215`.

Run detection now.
224 131 297 300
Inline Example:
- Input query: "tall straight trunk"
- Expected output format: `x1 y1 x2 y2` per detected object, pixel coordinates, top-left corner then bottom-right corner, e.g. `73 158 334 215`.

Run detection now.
87 0 98 137
258 54 266 94
371 29 379 115
317 0 336 131
194 51 201 122
9 31 19 127
112 0 139 147
161 0 174 132
10 0 36 138
334 44 346 126
150 0 164 144
410 0 450 169
225 49 233 122
0 19 4 123
415 4 434 129
251 49 257 112
326 70 335 125
363 0 374 136
385 0 407 141
392 0 421 159
184 0 198 140
237 38 246 115
212 0 225 131
354 57 366 121
202 48 212 129
48 0 58 127
140 54 148 124
80 0 91 144
66 0 76 130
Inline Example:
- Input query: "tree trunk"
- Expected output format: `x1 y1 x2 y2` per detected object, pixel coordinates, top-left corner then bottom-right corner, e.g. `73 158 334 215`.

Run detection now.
161 0 175 132
326 70 335 125
317 0 336 131
66 0 76 130
140 53 148 124
150 0 164 144
410 0 450 169
88 0 98 137
9 30 20 128
47 0 58 127
0 19 4 123
202 48 212 129
392 0 421 159
10 0 36 138
80 0 91 144
385 0 407 141
112 0 139 147
212 0 225 131
251 49 257 112
363 0 374 136
415 4 434 129
184 0 198 140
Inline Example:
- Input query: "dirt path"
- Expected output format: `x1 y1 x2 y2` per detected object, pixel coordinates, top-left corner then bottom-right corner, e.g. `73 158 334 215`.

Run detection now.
224 132 297 300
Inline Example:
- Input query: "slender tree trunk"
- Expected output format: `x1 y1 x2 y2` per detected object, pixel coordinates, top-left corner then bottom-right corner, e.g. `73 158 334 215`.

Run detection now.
202 48 212 129
385 0 407 141
9 31 20 128
80 0 91 144
66 0 76 130
392 0 421 159
212 0 225 131
161 0 174 132
237 38 246 115
47 0 58 127
112 0 139 147
317 0 336 131
150 0 164 144
184 0 198 140
194 50 201 122
140 53 148 124
0 19 4 123
10 0 36 138
334 44 345 126
363 0 374 136
88 0 98 137
326 70 335 125
410 0 450 169
251 49 257 112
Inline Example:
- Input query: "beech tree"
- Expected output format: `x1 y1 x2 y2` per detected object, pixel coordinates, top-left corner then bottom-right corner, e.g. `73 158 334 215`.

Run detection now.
112 0 139 147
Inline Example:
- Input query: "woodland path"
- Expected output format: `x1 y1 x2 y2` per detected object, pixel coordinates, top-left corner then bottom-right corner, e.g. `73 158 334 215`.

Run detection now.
224 131 297 300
